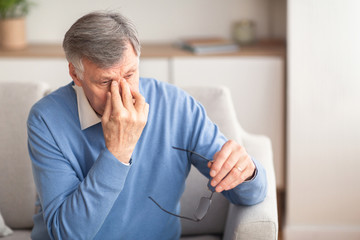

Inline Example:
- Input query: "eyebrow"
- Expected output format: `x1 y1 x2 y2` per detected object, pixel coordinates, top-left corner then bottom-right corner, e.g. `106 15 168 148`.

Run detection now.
125 64 137 74
97 62 138 80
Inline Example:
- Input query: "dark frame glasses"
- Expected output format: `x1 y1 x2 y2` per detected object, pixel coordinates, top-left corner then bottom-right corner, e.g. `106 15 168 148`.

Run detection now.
148 146 215 222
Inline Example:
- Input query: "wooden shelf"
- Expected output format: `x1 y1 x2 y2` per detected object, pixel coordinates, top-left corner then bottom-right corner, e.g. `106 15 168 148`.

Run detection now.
0 44 65 58
0 40 286 58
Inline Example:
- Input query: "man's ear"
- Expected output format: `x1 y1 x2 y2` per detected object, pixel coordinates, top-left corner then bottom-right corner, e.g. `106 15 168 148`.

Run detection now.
69 63 82 87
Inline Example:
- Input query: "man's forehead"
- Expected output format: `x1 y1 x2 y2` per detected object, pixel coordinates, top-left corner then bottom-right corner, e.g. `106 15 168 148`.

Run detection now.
83 58 138 72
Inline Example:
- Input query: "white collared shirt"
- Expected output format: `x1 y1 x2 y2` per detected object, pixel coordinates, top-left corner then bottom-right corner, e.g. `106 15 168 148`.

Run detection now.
73 84 101 130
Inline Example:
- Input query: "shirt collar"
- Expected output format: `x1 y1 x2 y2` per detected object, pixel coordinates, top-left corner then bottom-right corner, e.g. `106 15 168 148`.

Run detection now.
73 84 101 130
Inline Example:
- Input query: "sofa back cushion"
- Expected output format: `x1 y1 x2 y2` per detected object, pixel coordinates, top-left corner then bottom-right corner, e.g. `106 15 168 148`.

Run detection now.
183 86 244 146
0 82 48 229
180 166 229 236
180 86 244 236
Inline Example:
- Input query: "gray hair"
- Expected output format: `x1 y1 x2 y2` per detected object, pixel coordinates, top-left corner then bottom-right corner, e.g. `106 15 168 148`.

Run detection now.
63 11 141 79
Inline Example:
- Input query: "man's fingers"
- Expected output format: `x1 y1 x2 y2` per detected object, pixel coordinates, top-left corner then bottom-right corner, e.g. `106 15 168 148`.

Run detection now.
208 140 256 192
209 141 233 178
143 103 150 127
102 92 112 122
216 165 249 192
210 151 239 187
102 80 148 164
111 80 123 113
133 91 148 112
120 80 134 110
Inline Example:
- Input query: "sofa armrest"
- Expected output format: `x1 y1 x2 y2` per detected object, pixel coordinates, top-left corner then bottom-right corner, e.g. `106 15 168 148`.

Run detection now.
223 129 278 240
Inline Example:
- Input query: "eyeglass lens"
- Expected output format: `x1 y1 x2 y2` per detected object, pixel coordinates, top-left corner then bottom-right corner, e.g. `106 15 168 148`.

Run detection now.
194 191 214 221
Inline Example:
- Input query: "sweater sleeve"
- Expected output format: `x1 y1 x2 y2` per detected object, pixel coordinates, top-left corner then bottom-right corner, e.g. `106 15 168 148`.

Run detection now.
187 97 267 206
28 119 130 240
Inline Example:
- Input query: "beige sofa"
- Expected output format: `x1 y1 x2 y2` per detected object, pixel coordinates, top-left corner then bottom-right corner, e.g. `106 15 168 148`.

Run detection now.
0 81 278 240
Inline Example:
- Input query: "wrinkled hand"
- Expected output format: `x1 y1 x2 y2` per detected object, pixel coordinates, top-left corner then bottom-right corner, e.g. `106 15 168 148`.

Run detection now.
101 80 149 164
208 140 256 192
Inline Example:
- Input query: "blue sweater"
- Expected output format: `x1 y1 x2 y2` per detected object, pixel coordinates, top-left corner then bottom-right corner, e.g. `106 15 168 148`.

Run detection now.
28 78 267 240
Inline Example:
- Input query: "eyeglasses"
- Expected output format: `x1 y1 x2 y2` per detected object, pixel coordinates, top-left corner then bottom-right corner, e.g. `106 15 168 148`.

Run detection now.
148 146 215 222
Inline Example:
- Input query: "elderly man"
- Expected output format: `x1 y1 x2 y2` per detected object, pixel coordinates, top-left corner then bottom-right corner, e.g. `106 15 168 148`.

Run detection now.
28 11 267 240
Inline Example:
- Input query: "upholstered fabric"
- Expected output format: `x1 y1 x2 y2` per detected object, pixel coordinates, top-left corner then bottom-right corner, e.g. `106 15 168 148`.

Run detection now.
223 134 278 240
180 167 229 236
0 230 30 240
184 86 244 146
180 86 237 236
180 85 278 240
0 82 48 229
181 235 222 240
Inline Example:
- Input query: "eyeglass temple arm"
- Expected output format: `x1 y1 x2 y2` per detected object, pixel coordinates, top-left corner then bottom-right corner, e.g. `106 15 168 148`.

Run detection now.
172 146 212 162
209 190 215 198
172 146 216 192
148 196 200 222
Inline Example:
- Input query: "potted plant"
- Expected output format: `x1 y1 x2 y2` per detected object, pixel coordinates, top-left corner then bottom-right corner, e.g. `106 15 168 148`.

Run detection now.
0 0 33 50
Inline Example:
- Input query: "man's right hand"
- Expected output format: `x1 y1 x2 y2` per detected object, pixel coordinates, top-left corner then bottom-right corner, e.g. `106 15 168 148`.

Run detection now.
101 80 149 164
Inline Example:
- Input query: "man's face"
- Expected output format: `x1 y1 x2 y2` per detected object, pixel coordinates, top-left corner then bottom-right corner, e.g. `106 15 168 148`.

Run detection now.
70 43 140 116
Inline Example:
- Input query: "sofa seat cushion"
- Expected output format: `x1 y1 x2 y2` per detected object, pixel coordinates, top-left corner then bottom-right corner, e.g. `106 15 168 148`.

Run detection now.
1 230 31 240
180 234 222 240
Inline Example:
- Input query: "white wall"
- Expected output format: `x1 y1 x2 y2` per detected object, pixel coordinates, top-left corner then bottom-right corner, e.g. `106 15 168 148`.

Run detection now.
26 0 286 43
286 0 360 239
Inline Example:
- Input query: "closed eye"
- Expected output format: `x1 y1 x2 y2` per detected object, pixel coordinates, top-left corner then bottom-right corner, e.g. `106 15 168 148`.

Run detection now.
101 80 112 85
125 74 133 79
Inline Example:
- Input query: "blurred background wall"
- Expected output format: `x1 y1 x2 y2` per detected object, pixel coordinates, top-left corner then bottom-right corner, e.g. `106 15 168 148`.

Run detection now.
285 0 360 239
26 0 286 43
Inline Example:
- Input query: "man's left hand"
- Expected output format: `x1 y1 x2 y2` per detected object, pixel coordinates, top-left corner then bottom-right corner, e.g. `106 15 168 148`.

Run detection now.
208 140 256 192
